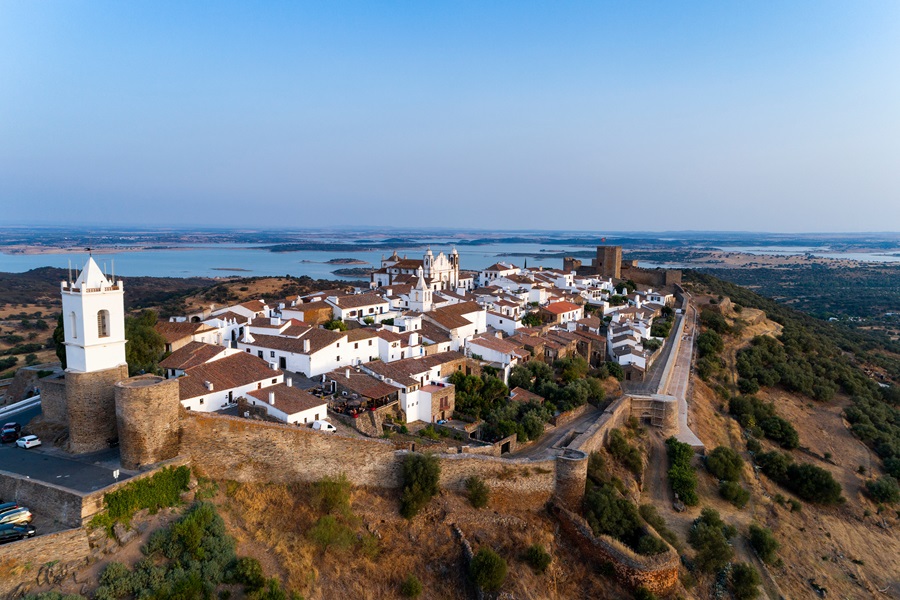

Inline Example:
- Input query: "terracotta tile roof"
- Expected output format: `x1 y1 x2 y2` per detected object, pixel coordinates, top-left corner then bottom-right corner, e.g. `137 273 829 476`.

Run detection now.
420 321 451 344
160 342 226 371
240 300 267 312
346 328 378 342
469 335 521 355
577 316 602 328
510 387 544 403
329 293 389 309
250 317 283 329
155 321 216 344
247 384 326 416
364 351 464 387
326 368 400 399
424 301 483 331
542 301 581 315
375 329 403 343
247 329 343 355
389 259 424 270
207 311 249 324
178 353 280 401
484 263 517 271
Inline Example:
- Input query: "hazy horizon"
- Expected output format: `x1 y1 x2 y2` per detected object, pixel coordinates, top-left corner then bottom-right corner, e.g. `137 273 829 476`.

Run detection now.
2 2 899 232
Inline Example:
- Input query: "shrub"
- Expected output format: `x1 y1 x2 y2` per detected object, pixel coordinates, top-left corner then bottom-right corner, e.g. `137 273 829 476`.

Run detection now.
608 429 643 475
400 574 423 598
866 476 900 504
787 463 842 504
400 453 440 518
748 524 779 564
470 547 508 592
756 451 792 483
91 465 191 534
719 481 750 508
523 543 552 573
730 563 761 600
636 534 668 556
465 475 490 509
231 557 265 592
706 446 744 482
633 588 658 600
308 515 356 552
688 508 735 573
639 504 681 551
697 330 724 358
311 474 352 516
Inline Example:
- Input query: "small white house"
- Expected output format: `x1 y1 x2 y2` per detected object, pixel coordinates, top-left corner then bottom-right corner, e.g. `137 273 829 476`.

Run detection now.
246 380 327 426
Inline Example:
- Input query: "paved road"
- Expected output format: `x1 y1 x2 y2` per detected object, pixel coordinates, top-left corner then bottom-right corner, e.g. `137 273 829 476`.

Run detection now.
0 401 131 494
621 313 683 396
664 301 703 447
511 404 602 460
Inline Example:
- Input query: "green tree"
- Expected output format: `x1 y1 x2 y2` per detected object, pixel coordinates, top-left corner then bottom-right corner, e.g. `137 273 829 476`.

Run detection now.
125 310 166 375
865 476 900 504
688 508 735 573
523 544 552 573
470 547 507 593
730 563 761 600
706 446 744 482
465 475 490 509
400 574 423 598
53 314 66 369
748 524 779 564
522 312 542 327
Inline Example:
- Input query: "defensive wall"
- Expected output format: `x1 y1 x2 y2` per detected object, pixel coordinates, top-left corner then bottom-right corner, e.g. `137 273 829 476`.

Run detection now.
0 527 93 599
551 503 679 595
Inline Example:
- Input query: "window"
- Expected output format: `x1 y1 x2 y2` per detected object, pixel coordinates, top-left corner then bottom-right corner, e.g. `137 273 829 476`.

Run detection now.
336 355 340 361
70 312 78 339
368 340 372 346
246 348 251 353
258 351 263 358
97 310 110 338
354 343 358 349
270 351 275 357
199 398 204 405
272 378 277 384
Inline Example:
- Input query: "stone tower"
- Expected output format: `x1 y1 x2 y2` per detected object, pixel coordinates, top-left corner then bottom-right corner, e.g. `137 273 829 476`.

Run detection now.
595 245 622 279
115 375 182 470
59 256 129 453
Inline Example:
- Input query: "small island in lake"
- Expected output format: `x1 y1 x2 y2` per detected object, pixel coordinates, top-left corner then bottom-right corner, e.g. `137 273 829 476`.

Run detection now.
326 258 369 265
331 267 375 277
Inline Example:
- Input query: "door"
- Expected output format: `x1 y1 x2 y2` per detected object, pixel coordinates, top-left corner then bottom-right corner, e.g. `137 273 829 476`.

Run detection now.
279 357 286 369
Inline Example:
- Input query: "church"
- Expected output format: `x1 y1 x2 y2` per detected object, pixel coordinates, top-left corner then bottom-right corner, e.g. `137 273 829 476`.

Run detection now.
370 247 463 292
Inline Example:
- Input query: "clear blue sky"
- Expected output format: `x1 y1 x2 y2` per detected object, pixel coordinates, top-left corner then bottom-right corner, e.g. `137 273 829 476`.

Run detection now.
2 1 899 232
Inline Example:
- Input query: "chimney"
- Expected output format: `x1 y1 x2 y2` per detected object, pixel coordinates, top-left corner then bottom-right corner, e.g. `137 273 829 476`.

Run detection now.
204 381 214 391
268 391 275 405
286 377 292 387
345 368 350 379
272 316 282 326
303 339 310 353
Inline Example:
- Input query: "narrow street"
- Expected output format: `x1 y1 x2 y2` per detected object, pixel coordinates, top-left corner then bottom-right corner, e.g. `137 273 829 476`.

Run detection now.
511 404 602 460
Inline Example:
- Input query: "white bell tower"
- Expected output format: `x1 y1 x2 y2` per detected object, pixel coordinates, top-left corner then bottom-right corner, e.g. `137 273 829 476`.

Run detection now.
60 256 127 373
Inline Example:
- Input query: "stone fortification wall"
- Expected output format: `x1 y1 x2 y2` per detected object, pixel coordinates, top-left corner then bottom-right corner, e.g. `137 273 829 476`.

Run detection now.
551 403 589 427
38 374 68 425
4 365 59 406
552 504 679 595
568 395 632 455
65 364 129 454
182 412 404 488
0 469 85 529
620 262 682 288
630 395 678 433
115 375 182 470
434 453 556 508
0 527 92 598
554 449 588 507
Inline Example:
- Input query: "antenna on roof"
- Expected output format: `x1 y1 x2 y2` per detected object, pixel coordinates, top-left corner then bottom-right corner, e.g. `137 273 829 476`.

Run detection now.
68 259 72 285
86 247 92 256
111 259 115 283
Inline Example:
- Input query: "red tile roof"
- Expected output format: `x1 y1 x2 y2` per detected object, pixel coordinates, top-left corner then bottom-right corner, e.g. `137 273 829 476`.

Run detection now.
178 353 280 401
160 342 226 371
247 384 326 416
542 301 581 315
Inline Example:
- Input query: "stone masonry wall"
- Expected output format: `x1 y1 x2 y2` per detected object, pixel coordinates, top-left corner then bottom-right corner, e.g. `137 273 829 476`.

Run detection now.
434 453 556 508
182 412 404 488
569 395 632 455
0 470 85 529
115 375 182 470
65 364 129 454
80 456 191 523
553 504 679 596
38 374 68 425
0 527 92 599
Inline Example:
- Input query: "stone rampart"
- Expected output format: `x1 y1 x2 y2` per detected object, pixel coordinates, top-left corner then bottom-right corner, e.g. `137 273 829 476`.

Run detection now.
551 403 589 427
568 395 632 455
554 449 588 507
434 453 556 508
38 374 68 425
0 527 92 598
65 364 129 454
552 504 679 595
0 469 85 529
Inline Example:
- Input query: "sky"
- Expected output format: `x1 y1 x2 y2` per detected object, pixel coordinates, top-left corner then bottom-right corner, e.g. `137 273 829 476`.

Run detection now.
1 1 899 232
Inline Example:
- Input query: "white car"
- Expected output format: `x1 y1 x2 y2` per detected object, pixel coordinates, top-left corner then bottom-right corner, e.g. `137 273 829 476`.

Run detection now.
15 435 41 449
311 420 336 433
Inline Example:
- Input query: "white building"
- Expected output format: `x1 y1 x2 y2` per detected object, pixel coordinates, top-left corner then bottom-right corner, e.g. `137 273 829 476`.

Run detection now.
60 256 127 373
246 381 328 426
178 352 283 412
372 247 461 291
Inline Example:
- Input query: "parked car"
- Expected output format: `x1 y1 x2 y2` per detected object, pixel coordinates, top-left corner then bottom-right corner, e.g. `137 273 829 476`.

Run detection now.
0 502 19 513
0 523 36 544
311 420 337 433
1 423 21 443
15 435 41 449
0 507 33 525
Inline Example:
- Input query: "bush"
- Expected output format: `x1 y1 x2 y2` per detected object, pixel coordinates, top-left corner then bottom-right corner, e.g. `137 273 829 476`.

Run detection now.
608 429 643 475
470 547 508 592
633 588 658 600
465 475 490 509
308 515 356 552
523 543 552 573
730 563 761 600
787 463 843 504
865 476 900 504
748 524 779 564
312 474 352 516
688 508 735 573
719 481 750 508
636 534 668 556
231 557 265 592
706 446 744 482
756 451 792 483
91 466 191 534
639 504 681 551
400 453 440 518
697 330 724 358
400 574 423 598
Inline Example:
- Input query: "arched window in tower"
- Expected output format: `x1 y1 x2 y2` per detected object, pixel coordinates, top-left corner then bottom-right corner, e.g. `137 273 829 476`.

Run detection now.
97 310 110 338
70 311 78 339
